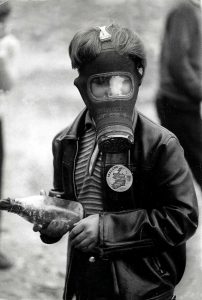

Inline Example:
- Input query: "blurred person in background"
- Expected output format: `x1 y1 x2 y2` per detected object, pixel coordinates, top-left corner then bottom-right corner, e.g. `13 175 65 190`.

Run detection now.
34 24 198 300
0 0 20 269
156 0 202 190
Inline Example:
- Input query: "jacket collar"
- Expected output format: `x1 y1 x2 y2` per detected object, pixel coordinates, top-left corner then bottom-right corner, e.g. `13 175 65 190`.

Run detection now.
58 107 138 141
56 108 88 141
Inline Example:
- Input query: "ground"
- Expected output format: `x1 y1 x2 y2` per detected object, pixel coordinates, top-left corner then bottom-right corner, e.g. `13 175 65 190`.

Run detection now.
0 1 202 299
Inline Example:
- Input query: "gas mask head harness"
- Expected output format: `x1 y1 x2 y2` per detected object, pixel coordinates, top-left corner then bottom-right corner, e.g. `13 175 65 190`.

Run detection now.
74 26 144 153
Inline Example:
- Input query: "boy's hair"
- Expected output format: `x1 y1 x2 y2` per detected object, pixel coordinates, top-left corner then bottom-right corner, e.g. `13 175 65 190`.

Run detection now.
69 24 146 73
0 1 11 21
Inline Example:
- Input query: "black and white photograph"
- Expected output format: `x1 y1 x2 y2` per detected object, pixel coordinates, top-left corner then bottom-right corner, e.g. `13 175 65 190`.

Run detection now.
0 0 201 299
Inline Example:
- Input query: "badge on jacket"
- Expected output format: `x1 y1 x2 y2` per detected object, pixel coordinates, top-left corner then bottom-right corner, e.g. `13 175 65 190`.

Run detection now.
106 164 133 192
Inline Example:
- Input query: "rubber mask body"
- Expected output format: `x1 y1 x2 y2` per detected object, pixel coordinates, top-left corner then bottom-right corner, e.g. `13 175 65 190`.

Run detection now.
74 51 140 153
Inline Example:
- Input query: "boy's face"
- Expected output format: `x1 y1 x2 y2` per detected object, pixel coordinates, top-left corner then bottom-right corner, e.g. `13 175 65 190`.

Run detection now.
75 51 141 153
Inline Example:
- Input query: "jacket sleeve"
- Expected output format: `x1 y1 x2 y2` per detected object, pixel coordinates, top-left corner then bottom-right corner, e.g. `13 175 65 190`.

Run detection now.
99 137 198 256
40 133 66 244
166 7 202 101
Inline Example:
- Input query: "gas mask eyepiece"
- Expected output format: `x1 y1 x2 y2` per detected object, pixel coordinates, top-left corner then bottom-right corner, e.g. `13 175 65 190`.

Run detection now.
89 74 133 99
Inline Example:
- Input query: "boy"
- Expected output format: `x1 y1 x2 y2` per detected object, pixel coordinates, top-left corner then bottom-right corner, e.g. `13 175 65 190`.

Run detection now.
35 24 198 300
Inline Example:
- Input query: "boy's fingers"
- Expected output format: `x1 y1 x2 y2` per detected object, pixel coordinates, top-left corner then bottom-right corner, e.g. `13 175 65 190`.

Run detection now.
69 223 84 239
76 240 96 252
70 231 86 246
33 224 43 232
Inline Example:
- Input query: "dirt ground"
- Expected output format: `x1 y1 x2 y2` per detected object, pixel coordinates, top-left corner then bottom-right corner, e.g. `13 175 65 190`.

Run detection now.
0 0 202 299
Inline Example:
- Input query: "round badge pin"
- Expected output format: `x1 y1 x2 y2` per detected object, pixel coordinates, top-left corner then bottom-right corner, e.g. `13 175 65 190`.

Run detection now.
106 164 133 192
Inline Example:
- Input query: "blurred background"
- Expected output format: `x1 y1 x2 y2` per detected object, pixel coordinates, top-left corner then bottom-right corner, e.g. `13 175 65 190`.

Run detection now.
0 0 201 299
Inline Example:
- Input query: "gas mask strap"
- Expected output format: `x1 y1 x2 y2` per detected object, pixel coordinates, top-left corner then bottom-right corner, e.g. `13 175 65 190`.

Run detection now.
128 148 131 166
105 152 129 166
88 143 99 176
132 108 138 132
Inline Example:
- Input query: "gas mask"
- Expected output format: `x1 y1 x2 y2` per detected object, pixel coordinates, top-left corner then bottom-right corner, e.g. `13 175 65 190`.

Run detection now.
74 28 143 153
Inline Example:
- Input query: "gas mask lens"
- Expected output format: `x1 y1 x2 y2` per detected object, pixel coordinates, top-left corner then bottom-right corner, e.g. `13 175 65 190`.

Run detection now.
89 74 133 100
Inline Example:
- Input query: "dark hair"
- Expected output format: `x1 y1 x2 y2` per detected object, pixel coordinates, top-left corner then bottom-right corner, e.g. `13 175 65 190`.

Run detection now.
0 1 11 21
69 24 146 74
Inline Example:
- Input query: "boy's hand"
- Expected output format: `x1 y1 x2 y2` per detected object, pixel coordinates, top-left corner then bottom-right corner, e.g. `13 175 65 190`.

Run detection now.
33 190 70 238
33 219 69 238
69 214 99 252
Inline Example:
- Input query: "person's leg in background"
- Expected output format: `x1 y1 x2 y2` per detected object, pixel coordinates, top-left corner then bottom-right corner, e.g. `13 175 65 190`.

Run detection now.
0 119 12 269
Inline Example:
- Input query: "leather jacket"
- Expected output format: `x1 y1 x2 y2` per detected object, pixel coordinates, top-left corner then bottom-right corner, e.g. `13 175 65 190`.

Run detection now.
44 108 198 300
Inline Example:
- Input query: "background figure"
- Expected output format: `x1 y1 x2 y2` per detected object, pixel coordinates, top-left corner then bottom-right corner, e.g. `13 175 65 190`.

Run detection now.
156 0 202 189
0 0 20 269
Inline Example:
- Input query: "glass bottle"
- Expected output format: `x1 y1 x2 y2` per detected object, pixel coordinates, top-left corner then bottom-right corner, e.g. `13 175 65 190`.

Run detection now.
0 195 83 231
